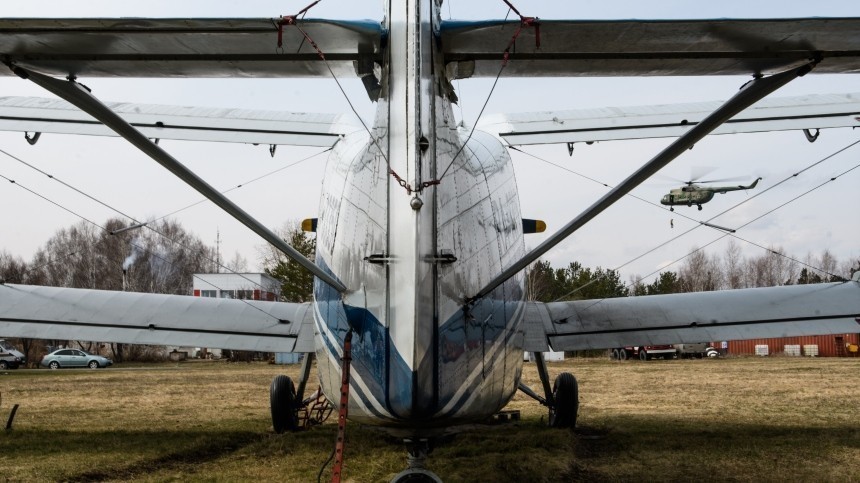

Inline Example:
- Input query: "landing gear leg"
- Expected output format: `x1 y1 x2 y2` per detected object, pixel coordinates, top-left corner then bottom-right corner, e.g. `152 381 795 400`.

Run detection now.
295 352 315 402
390 439 442 483
531 352 579 429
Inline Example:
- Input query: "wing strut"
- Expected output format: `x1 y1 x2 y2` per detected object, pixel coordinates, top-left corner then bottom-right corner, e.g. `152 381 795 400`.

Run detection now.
467 62 816 304
8 65 347 294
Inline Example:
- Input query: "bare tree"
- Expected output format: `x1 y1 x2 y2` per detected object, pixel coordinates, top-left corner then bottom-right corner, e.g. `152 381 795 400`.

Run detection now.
723 239 745 289
226 251 249 273
679 249 723 292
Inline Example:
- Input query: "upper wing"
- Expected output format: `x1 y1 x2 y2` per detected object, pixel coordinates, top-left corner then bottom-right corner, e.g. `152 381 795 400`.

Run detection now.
0 284 316 353
478 92 860 145
0 96 361 147
0 18 383 78
522 279 860 352
442 18 860 78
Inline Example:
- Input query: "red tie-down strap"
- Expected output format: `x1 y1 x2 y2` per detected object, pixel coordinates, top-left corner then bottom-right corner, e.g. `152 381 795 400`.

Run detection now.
276 0 324 57
500 0 541 66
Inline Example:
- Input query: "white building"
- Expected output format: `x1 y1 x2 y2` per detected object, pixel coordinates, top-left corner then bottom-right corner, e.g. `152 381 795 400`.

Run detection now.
192 272 281 301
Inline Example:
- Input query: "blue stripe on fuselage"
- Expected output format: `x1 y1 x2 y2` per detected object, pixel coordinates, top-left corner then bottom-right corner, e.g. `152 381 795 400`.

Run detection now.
313 258 413 419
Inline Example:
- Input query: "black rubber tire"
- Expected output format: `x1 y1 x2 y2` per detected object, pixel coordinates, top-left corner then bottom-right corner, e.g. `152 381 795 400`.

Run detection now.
549 372 579 428
49 361 60 369
0 360 8 370
270 375 298 433
610 349 619 360
88 360 99 369
639 350 650 361
618 349 628 360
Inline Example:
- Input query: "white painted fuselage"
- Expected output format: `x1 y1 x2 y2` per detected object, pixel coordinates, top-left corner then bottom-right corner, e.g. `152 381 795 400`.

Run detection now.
312 0 526 435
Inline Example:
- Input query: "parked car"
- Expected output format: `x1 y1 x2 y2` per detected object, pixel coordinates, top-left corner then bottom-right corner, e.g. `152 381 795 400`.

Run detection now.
41 349 113 369
0 339 26 369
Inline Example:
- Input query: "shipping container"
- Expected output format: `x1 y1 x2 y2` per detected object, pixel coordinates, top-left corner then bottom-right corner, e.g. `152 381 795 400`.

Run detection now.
717 334 860 357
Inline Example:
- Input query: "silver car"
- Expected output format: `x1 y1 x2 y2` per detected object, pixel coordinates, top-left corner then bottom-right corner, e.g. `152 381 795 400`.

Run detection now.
41 349 113 369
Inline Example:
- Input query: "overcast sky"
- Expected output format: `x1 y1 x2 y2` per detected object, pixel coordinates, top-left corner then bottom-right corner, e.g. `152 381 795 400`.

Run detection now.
1 1 857 285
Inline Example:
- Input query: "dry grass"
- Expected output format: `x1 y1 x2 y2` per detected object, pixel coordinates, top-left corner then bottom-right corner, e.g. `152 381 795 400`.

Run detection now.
0 356 858 482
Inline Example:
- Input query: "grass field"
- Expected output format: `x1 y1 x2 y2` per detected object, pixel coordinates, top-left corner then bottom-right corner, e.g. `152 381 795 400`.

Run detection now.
0 356 858 482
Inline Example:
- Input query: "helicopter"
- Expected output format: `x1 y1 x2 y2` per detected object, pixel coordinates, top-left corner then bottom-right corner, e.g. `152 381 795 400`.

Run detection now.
661 177 762 211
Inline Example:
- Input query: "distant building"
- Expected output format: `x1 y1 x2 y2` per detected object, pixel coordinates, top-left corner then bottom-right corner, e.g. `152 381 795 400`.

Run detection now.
192 272 281 301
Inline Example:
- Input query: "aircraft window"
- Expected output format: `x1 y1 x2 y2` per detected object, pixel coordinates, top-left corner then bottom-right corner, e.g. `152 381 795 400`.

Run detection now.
200 290 217 298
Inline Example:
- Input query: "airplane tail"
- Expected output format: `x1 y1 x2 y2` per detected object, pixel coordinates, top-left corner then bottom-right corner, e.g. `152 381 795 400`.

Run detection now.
743 177 762 189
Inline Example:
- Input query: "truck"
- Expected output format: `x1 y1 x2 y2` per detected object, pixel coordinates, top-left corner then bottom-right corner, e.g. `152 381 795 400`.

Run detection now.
0 339 27 369
609 345 676 361
674 343 719 359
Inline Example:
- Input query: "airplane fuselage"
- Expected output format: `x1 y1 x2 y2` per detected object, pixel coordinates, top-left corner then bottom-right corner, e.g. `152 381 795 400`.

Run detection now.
311 0 526 435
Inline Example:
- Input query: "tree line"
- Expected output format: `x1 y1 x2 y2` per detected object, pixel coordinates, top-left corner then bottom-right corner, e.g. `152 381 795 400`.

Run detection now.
525 239 858 302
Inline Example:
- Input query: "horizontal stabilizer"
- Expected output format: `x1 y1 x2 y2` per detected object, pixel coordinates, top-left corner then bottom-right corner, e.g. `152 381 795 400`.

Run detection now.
0 284 316 353
0 96 360 147
523 281 860 352
480 93 860 145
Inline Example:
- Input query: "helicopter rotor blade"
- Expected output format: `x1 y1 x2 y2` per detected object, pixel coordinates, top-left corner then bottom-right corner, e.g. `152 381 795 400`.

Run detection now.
689 165 717 182
695 176 749 184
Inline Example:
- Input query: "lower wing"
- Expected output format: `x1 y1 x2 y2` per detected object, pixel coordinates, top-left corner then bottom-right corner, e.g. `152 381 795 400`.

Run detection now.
0 284 315 353
523 278 860 352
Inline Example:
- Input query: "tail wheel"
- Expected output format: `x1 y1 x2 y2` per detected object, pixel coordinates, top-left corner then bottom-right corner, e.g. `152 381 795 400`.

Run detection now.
548 372 579 428
270 375 299 433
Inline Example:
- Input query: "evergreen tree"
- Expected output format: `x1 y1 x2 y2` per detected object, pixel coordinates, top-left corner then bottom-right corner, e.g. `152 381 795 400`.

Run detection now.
264 225 316 303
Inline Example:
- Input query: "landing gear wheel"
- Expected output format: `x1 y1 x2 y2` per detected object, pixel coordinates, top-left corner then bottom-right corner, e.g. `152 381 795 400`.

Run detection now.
639 350 650 361
270 375 298 433
390 469 443 483
548 372 579 428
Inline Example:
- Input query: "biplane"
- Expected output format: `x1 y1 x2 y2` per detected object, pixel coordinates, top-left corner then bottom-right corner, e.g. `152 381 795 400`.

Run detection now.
1 1 859 480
